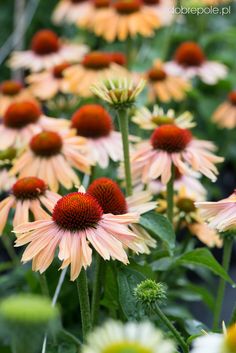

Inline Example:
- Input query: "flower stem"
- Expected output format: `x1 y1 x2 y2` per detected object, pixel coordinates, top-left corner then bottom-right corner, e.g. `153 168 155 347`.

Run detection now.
118 109 132 196
167 165 175 224
39 273 50 297
91 254 103 327
213 237 234 330
76 268 92 340
1 235 19 265
154 303 188 353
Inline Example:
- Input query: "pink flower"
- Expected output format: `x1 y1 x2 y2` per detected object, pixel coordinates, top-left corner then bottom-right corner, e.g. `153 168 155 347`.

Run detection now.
10 130 92 192
0 177 60 234
195 191 236 232
165 42 227 85
14 188 140 280
9 29 88 72
132 124 223 184
0 100 69 149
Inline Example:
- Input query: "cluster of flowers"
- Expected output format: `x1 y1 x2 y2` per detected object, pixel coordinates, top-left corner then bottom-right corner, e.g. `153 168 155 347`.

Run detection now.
0 0 236 352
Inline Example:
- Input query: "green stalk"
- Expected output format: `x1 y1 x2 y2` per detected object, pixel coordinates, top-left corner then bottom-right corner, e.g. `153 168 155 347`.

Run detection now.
76 268 91 340
167 165 175 224
154 304 188 353
1 235 19 265
213 237 234 330
39 273 50 297
91 254 103 327
117 109 132 196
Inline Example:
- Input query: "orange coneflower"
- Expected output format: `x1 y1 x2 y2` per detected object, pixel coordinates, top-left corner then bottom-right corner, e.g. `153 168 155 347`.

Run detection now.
9 29 88 72
212 91 236 129
10 130 92 192
52 0 91 25
165 41 227 85
14 187 141 280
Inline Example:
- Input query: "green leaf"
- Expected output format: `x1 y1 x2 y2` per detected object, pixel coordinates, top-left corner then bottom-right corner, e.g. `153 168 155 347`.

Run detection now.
117 267 146 319
139 212 175 252
176 248 234 285
100 263 119 312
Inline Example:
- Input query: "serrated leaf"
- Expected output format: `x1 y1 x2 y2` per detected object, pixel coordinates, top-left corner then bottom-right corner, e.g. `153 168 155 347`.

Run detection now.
176 248 234 285
139 212 175 252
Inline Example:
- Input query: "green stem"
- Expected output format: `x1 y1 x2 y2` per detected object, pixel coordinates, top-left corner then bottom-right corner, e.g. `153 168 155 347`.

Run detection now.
118 109 132 196
39 273 50 297
213 237 234 330
61 328 82 346
167 165 175 224
154 304 188 353
76 268 92 340
1 235 19 265
91 254 103 327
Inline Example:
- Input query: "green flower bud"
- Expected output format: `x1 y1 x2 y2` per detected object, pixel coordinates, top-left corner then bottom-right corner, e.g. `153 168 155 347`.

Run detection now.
134 280 167 306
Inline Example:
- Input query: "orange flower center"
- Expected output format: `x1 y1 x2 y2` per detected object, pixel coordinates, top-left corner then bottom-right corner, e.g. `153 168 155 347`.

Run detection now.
151 124 192 153
71 104 113 138
113 0 142 14
228 91 236 105
0 80 22 96
30 131 63 157
93 0 110 8
52 192 103 231
12 177 46 200
87 177 128 215
3 101 41 129
52 62 70 78
226 324 236 353
109 52 127 66
82 52 111 70
31 30 60 56
148 67 167 81
174 42 205 67
143 0 160 4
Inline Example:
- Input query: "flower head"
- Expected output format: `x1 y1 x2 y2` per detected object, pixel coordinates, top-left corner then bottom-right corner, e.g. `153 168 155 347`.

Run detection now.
14 187 141 280
10 130 91 192
165 41 227 85
132 124 223 184
132 105 195 130
195 191 236 232
82 320 175 353
9 29 88 72
0 176 60 233
91 78 146 110
88 177 157 253
71 104 123 168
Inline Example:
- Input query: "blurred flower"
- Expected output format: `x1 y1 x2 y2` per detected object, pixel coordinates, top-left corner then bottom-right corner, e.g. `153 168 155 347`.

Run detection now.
195 190 236 232
0 169 16 196
0 177 60 234
26 62 70 101
82 320 175 353
87 177 157 253
212 91 236 129
0 294 59 353
71 104 123 168
76 0 112 30
10 130 91 192
165 41 228 85
0 148 17 195
132 105 195 130
143 0 175 26
0 80 36 116
149 168 207 200
0 100 69 149
132 124 223 184
14 187 140 281
9 29 88 72
145 60 190 103
91 77 146 109
91 0 160 42
191 324 236 353
52 0 91 24
63 52 128 97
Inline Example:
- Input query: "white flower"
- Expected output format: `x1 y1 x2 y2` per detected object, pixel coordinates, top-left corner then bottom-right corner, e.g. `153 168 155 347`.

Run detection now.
83 320 175 353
